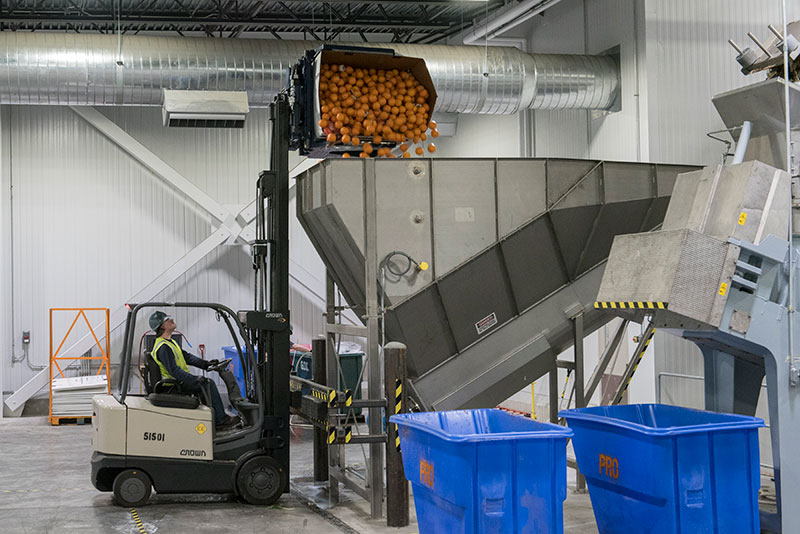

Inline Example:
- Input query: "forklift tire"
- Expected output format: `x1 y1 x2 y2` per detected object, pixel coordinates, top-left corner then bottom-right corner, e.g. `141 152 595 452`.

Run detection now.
236 455 286 505
112 469 152 507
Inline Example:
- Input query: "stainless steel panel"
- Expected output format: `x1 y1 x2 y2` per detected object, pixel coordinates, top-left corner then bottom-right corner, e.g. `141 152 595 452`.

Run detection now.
437 246 516 351
497 159 547 238
664 161 790 245
597 230 686 304
385 285 457 379
546 159 599 206
603 162 654 203
656 164 699 198
432 159 497 276
375 159 433 299
552 163 603 210
576 199 654 274
500 216 569 310
662 166 716 231
326 160 365 255
414 264 609 411
549 205 602 278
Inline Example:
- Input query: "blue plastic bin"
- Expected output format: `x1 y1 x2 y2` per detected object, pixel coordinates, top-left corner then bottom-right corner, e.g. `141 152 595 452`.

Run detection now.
390 409 573 534
560 404 764 534
222 346 257 395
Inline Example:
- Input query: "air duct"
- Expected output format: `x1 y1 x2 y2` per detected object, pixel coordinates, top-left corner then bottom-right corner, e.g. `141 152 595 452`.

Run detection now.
0 34 619 113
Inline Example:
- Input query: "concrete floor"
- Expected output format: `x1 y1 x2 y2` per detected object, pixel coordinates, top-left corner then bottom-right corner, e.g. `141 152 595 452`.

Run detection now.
0 416 599 534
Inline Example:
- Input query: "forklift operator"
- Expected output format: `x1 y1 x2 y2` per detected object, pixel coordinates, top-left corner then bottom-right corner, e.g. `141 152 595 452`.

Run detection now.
149 311 241 429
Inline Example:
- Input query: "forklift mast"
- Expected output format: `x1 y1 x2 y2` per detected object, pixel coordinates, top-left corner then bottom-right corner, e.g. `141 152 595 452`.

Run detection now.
247 94 291 485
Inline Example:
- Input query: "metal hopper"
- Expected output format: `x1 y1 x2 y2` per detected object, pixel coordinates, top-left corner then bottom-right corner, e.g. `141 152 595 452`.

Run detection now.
296 158 698 410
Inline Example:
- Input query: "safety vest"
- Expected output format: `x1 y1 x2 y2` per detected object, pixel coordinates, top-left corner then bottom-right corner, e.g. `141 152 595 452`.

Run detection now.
151 337 189 380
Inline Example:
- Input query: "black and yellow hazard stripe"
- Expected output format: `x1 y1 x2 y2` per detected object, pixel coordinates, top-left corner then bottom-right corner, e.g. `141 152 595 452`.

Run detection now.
344 426 352 444
345 390 353 407
327 426 336 445
130 508 148 534
311 389 326 401
616 328 656 401
594 301 667 310
327 390 337 408
394 379 402 452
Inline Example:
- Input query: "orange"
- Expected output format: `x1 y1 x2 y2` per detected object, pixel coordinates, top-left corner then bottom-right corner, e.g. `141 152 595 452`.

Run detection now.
415 147 424 155
327 133 337 143
427 143 436 153
342 153 351 159
402 152 411 158
363 143 373 155
431 129 439 138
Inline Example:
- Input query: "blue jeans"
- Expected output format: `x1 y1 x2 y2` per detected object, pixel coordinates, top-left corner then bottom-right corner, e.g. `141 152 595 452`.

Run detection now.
184 380 227 425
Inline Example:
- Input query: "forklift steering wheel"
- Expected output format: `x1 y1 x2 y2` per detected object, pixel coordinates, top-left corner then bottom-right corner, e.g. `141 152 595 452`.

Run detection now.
207 358 233 372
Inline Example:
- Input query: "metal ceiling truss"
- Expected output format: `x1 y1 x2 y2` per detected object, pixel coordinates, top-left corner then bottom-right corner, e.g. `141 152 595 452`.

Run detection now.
0 0 503 43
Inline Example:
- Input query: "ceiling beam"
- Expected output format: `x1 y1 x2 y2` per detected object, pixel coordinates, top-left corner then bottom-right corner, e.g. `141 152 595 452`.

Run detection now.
0 16 451 31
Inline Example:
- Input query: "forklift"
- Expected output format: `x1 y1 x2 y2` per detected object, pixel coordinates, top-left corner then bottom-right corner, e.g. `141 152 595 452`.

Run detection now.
90 44 416 507
90 93 292 507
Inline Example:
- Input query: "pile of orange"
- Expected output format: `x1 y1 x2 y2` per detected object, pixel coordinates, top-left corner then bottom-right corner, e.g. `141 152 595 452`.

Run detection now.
318 63 439 158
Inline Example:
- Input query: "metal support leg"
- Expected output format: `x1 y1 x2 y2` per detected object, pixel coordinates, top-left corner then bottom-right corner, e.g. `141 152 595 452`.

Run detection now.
325 274 340 503
364 159 384 519
701 346 764 416
572 312 586 493
384 342 409 527
312 335 328 483
611 322 656 406
549 366 559 423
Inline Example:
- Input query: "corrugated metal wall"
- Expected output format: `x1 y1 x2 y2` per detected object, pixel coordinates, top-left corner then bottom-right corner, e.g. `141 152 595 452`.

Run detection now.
2 105 326 395
645 0 800 165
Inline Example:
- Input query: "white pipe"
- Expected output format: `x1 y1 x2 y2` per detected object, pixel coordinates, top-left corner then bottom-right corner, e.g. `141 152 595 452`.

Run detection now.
732 120 752 164
463 0 565 45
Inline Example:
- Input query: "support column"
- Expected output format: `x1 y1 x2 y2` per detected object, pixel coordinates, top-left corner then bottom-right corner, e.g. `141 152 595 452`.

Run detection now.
549 366 559 423
384 342 409 527
363 159 384 519
325 273 340 503
572 311 586 493
312 335 328 483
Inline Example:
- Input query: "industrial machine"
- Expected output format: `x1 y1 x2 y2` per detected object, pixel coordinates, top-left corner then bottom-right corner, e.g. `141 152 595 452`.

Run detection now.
594 24 800 533
91 95 291 507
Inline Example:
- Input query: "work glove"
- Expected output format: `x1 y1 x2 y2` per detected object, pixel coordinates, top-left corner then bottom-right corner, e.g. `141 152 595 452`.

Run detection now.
197 376 210 386
207 359 220 367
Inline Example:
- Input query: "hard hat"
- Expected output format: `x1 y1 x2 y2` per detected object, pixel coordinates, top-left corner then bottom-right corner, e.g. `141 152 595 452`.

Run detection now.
149 311 170 331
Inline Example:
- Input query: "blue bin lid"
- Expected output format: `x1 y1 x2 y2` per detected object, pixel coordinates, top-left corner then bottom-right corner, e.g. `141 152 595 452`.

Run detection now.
560 403 764 436
390 409 572 443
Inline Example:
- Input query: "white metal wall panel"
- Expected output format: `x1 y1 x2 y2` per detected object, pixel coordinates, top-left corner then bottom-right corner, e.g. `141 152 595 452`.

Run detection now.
644 0 800 166
3 105 326 395
527 0 590 159
585 0 643 162
0 108 9 406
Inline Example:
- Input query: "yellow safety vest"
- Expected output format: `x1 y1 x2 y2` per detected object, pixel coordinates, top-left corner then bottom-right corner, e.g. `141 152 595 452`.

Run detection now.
151 337 189 380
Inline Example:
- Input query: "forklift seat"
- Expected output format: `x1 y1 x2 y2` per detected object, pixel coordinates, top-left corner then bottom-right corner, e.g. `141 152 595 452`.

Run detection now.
142 353 201 410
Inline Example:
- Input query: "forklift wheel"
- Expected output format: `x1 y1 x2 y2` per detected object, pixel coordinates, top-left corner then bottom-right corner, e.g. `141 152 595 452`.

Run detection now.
236 456 286 505
112 469 152 507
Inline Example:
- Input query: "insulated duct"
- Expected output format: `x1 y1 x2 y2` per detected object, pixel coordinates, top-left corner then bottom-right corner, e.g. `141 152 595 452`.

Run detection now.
0 34 619 113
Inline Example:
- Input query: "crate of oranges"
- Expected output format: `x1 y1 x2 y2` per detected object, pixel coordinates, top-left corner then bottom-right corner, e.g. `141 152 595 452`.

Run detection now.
299 45 440 159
